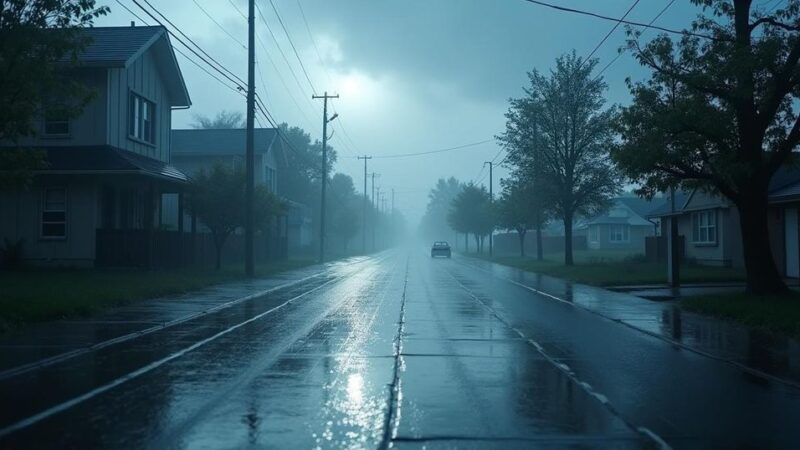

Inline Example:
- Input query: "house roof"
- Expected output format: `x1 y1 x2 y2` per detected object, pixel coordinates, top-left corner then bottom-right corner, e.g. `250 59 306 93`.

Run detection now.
647 165 800 216
171 128 282 158
26 146 187 183
584 197 660 227
68 26 190 107
647 191 692 218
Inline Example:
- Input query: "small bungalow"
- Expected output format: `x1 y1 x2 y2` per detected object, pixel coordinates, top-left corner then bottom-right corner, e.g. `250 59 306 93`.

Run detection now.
583 197 661 253
648 167 800 277
0 25 191 267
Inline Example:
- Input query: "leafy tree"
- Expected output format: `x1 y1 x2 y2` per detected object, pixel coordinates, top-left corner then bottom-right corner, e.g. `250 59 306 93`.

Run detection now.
420 177 463 241
613 0 800 294
328 173 360 251
500 51 620 265
275 123 337 207
0 0 108 190
497 177 544 257
189 163 284 269
190 110 244 129
448 183 493 253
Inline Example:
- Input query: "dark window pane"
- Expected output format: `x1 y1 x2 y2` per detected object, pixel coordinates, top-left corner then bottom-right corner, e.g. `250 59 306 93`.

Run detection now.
42 223 66 237
42 211 65 222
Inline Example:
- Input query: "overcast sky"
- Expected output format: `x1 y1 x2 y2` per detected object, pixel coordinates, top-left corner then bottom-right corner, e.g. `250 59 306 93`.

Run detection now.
97 0 702 225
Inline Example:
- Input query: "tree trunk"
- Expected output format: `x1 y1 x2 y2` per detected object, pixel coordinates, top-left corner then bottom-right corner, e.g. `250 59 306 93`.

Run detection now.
536 225 543 261
518 229 527 257
737 192 788 294
563 213 574 266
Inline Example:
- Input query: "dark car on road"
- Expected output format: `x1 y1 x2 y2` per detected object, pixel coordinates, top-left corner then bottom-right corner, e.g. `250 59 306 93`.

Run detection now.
431 241 452 258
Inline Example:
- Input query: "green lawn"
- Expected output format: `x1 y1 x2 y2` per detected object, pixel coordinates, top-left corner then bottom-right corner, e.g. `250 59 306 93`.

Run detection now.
681 293 800 339
475 252 744 287
0 259 315 332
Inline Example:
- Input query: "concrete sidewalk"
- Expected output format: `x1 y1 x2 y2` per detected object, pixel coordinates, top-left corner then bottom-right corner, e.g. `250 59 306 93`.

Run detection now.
0 256 375 377
459 256 800 388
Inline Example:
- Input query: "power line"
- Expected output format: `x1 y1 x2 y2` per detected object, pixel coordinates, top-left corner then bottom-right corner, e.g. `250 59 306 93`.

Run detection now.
191 0 246 50
520 0 718 41
583 0 640 66
138 0 246 86
595 0 676 79
372 139 495 159
255 2 316 111
265 0 318 93
296 0 333 86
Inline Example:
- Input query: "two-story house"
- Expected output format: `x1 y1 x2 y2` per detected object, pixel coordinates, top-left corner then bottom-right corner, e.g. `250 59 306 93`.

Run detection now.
0 25 191 267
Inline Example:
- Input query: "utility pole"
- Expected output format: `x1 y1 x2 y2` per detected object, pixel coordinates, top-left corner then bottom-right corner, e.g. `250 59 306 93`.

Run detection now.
371 173 379 250
391 188 395 215
358 156 372 254
312 92 339 263
484 161 494 257
244 0 256 277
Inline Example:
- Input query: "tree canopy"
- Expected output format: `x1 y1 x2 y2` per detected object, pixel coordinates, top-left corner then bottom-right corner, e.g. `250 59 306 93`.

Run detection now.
613 0 800 293
0 0 108 190
189 163 284 269
499 51 619 265
190 110 244 129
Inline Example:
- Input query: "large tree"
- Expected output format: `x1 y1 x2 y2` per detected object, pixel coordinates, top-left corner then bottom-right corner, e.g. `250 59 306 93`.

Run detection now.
500 52 620 265
613 0 800 294
0 0 108 189
497 177 545 257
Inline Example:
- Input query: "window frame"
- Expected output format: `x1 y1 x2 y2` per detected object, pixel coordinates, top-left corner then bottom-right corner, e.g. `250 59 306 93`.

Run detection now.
692 210 718 245
588 225 599 243
128 91 157 146
41 187 67 239
42 106 71 137
609 224 630 243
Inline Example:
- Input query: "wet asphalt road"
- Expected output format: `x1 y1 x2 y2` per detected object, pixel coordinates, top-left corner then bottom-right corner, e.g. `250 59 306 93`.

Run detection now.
2 249 800 449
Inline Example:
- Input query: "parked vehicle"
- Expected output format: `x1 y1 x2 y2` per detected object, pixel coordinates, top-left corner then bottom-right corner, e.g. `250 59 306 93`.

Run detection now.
431 241 452 258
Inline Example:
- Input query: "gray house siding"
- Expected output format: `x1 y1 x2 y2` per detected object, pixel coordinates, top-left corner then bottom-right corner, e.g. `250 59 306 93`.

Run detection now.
587 223 652 252
107 49 172 162
0 179 98 267
12 71 108 148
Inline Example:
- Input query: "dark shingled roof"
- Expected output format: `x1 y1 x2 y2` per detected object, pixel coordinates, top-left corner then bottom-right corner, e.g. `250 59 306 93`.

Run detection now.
171 129 280 156
647 191 691 218
70 26 165 67
29 146 187 182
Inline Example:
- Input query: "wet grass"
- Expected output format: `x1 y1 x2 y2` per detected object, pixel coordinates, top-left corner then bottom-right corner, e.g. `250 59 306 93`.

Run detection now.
474 253 745 287
681 293 800 339
0 259 316 333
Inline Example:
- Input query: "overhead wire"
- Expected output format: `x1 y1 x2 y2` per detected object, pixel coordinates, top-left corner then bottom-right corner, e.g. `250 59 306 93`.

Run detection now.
594 0 676 79
520 0 719 40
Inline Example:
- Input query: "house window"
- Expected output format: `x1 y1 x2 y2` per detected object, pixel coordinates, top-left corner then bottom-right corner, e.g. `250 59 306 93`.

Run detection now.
43 107 70 136
129 92 156 144
231 156 244 172
692 210 717 244
588 225 599 243
609 224 629 243
41 187 66 238
265 166 275 192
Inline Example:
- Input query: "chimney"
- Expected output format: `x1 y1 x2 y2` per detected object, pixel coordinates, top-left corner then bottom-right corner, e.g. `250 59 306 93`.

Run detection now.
130 21 135 27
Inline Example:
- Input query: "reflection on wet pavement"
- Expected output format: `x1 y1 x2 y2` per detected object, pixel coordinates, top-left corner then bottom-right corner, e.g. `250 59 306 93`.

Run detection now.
2 249 799 448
